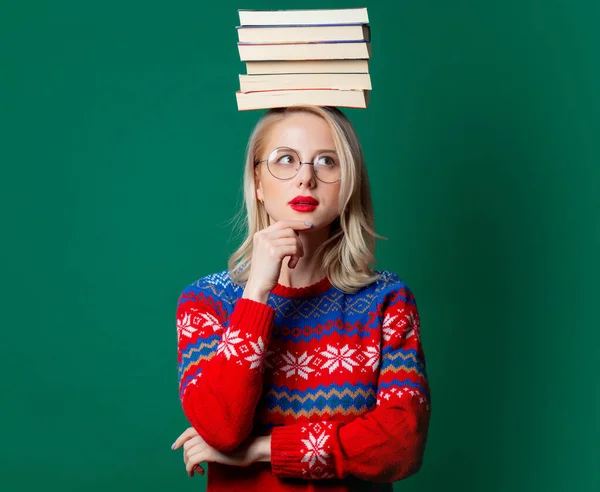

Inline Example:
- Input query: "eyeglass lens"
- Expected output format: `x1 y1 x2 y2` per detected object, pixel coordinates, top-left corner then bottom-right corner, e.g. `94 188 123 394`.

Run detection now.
266 147 341 182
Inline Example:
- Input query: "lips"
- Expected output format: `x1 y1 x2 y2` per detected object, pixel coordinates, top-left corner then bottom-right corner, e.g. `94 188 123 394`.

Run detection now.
290 196 319 205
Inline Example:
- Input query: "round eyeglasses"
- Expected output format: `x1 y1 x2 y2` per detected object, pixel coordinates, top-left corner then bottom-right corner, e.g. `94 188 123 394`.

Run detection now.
255 147 341 183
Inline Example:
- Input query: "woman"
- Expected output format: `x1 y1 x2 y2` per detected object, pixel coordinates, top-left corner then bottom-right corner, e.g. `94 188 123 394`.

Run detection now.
172 105 431 491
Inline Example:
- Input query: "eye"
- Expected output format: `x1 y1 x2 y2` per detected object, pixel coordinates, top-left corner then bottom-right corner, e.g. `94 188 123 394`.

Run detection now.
277 154 297 165
316 155 337 167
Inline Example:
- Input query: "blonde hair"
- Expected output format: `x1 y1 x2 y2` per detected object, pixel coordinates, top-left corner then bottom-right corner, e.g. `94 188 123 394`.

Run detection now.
228 105 384 293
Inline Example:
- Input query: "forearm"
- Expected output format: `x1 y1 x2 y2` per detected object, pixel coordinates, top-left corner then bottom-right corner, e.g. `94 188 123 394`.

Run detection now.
249 435 272 463
179 298 275 452
270 398 430 481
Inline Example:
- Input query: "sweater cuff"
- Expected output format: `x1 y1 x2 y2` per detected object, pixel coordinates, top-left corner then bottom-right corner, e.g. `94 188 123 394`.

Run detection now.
271 422 336 479
229 298 275 340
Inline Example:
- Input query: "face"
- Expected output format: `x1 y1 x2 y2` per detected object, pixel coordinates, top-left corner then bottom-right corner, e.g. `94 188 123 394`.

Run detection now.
255 112 341 231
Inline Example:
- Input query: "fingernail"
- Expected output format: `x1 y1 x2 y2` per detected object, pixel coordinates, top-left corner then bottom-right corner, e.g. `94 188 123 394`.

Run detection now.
171 442 176 449
305 221 312 226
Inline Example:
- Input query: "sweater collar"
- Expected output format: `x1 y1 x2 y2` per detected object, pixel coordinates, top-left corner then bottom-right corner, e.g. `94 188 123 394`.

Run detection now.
271 276 333 298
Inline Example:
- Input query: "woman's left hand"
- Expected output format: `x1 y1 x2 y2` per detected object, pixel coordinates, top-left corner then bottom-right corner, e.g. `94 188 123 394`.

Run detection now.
172 427 258 477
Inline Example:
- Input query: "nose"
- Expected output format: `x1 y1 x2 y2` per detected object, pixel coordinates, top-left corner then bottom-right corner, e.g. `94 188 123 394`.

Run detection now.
295 160 317 188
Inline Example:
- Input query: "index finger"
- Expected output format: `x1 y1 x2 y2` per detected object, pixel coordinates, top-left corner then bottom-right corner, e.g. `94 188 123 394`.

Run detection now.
171 427 197 450
272 220 313 231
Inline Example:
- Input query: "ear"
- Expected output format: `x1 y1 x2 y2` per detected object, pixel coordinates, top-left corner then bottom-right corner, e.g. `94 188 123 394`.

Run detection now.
254 165 264 203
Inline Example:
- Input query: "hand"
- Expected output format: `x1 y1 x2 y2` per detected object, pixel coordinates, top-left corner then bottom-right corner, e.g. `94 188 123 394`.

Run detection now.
171 427 259 477
244 220 313 299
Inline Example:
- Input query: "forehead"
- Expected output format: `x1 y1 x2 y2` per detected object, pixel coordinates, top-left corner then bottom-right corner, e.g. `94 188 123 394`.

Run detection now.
265 113 335 151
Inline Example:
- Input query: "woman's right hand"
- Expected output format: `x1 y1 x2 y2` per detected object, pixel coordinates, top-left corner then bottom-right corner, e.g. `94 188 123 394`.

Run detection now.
243 220 313 302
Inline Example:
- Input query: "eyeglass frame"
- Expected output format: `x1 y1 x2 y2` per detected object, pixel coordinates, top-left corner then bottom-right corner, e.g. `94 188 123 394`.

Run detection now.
254 146 342 183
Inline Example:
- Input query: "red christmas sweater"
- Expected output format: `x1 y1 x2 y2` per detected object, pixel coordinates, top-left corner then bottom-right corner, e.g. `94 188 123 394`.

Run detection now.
176 269 431 491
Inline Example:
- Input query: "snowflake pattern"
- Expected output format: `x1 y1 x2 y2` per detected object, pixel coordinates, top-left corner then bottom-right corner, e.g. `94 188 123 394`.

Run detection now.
320 344 359 373
402 311 420 340
382 311 404 342
280 351 315 379
300 422 335 478
216 326 243 360
363 345 380 371
178 309 222 340
245 336 266 369
177 312 196 339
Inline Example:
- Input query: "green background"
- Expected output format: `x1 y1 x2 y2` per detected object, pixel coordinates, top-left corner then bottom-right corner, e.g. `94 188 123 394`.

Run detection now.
1 0 598 491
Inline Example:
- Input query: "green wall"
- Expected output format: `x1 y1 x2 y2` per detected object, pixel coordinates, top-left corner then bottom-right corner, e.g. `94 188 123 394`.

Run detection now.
2 1 598 491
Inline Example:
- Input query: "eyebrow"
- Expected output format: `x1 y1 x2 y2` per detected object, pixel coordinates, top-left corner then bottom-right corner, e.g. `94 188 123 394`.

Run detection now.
279 147 338 154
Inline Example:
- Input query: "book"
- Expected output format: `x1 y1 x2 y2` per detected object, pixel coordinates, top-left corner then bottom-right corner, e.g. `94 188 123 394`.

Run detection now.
245 59 370 74
238 40 371 61
239 73 372 92
236 23 370 44
236 89 369 110
238 8 369 26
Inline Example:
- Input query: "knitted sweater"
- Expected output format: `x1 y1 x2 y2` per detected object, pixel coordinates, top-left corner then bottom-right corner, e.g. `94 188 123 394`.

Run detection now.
176 269 431 492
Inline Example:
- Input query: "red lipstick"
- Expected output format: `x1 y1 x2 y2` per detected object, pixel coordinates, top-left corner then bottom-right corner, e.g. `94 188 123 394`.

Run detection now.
289 195 319 212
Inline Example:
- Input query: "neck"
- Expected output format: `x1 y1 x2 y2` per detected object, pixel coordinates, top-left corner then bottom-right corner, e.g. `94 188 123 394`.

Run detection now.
277 225 330 288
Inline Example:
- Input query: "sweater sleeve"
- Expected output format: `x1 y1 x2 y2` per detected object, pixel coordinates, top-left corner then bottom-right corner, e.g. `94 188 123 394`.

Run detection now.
270 284 431 482
176 281 275 452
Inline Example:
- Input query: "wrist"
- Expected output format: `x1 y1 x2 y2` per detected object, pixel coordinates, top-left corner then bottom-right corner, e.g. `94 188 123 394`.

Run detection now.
242 283 270 304
250 435 271 463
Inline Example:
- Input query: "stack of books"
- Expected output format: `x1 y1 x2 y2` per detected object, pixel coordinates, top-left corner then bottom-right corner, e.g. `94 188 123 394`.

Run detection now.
235 8 372 111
